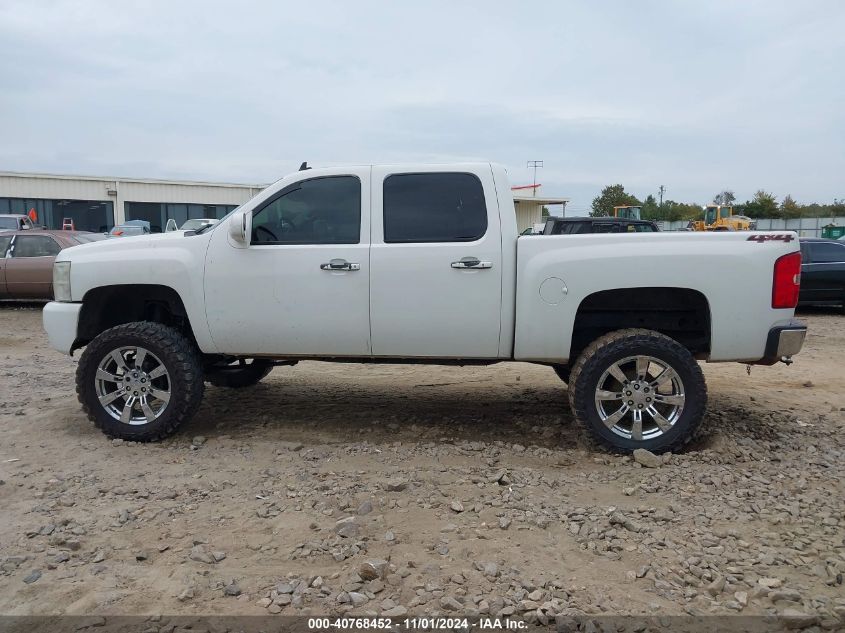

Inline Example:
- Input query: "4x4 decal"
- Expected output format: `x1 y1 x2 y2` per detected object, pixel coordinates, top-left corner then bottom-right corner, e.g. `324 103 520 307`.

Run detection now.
747 234 795 243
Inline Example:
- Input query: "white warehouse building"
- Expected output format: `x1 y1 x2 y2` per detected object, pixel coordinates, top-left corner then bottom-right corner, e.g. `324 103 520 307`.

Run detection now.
0 170 567 234
0 171 265 233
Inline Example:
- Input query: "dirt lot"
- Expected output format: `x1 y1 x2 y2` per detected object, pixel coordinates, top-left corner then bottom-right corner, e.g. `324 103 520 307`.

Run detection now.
0 305 843 627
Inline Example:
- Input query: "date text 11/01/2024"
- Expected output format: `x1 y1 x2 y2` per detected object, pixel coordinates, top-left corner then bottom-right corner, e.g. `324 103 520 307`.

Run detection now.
306 617 526 629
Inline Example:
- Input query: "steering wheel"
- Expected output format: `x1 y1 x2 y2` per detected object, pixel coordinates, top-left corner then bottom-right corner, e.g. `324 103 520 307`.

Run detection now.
254 225 278 242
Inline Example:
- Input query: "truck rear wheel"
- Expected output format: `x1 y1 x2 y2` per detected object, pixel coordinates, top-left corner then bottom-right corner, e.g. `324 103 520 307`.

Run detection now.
76 322 204 442
568 329 706 453
206 359 273 388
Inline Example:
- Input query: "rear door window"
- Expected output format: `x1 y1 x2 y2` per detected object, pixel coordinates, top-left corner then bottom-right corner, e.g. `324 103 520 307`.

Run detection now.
383 173 487 243
808 242 845 263
12 235 62 257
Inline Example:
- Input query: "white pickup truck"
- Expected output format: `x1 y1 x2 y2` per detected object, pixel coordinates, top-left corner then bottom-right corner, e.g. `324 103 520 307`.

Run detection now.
42 163 807 452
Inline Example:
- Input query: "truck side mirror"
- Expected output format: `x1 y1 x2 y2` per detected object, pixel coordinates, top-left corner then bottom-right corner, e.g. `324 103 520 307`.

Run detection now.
228 211 251 245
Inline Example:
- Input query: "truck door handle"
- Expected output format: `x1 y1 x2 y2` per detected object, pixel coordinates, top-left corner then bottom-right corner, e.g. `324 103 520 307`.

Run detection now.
320 258 360 271
451 257 493 269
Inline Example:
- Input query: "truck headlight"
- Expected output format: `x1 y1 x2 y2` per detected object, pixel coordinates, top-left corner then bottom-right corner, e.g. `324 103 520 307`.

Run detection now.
53 261 72 302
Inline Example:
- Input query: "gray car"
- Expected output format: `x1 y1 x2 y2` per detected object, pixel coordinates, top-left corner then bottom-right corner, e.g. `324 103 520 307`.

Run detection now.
0 214 37 231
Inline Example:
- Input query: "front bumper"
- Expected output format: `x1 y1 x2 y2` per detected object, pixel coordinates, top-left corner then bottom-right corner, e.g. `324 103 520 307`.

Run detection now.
757 319 807 365
42 301 82 355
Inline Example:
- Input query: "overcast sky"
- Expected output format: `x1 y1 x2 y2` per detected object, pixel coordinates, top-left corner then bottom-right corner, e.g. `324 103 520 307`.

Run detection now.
1 1 843 212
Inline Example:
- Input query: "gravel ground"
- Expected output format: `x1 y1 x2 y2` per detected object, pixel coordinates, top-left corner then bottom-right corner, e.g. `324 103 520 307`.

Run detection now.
0 304 843 629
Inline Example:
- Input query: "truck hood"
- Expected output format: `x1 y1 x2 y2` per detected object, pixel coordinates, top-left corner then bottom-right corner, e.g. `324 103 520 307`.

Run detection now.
58 230 199 261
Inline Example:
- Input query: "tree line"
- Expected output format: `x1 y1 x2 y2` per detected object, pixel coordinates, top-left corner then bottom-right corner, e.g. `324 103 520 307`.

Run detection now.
590 185 845 222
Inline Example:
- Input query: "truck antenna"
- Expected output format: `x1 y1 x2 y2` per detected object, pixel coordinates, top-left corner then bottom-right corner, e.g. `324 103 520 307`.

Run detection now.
299 162 310 171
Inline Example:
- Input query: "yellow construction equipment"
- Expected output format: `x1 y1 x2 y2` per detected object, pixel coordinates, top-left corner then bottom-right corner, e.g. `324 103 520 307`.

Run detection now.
688 205 754 231
612 205 642 220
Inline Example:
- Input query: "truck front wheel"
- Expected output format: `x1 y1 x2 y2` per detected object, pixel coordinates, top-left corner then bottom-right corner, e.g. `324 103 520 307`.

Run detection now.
76 322 204 441
568 329 706 453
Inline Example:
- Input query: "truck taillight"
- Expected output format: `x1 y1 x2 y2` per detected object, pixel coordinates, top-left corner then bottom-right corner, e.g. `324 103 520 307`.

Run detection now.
772 252 801 309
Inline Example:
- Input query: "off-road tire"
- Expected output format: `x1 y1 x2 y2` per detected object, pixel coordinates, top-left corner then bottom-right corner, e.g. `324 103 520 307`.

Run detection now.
76 322 204 441
552 364 570 384
568 328 707 453
206 360 273 388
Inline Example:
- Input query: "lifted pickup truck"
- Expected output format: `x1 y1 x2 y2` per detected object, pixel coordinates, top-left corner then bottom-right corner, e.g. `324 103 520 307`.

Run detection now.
43 163 807 452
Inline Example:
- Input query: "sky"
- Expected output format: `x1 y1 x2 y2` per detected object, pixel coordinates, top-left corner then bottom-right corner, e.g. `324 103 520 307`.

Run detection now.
1 1 843 214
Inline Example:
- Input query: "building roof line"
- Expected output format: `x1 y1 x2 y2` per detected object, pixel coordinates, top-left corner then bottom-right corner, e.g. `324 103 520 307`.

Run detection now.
0 170 267 189
513 196 570 204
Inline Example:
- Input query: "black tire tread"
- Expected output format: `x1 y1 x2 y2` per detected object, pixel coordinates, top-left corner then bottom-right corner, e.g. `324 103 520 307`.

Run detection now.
552 364 570 384
76 322 204 442
568 328 707 454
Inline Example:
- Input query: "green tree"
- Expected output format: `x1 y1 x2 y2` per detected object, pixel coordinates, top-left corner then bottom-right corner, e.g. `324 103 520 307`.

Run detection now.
780 194 801 219
591 184 640 217
640 194 659 220
660 200 703 223
741 190 780 218
713 190 736 206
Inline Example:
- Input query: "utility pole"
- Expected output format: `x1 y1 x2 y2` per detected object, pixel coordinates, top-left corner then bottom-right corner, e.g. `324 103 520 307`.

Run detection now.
527 160 543 197
658 185 666 206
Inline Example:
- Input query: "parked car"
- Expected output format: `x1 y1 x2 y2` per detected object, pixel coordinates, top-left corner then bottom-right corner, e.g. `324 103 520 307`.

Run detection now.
799 238 845 311
0 214 38 231
163 219 219 233
0 230 102 299
108 220 151 237
542 216 660 235
43 162 806 453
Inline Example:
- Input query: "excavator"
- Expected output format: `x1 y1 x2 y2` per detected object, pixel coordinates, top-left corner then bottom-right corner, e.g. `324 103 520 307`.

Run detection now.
688 205 755 231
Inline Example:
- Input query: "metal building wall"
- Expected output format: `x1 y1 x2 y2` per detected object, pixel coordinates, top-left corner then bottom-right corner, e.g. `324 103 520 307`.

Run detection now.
0 172 264 225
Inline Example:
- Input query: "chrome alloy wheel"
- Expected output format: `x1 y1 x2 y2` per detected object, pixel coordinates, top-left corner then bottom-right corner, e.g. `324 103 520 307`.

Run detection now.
94 346 171 425
594 355 685 441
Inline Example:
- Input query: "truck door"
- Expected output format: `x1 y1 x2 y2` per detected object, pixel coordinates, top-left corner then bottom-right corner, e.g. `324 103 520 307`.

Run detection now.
801 241 845 303
204 168 372 356
369 166 503 358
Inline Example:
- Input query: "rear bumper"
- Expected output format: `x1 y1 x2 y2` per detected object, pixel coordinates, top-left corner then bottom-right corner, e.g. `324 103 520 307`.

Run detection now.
756 319 807 365
42 301 82 355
